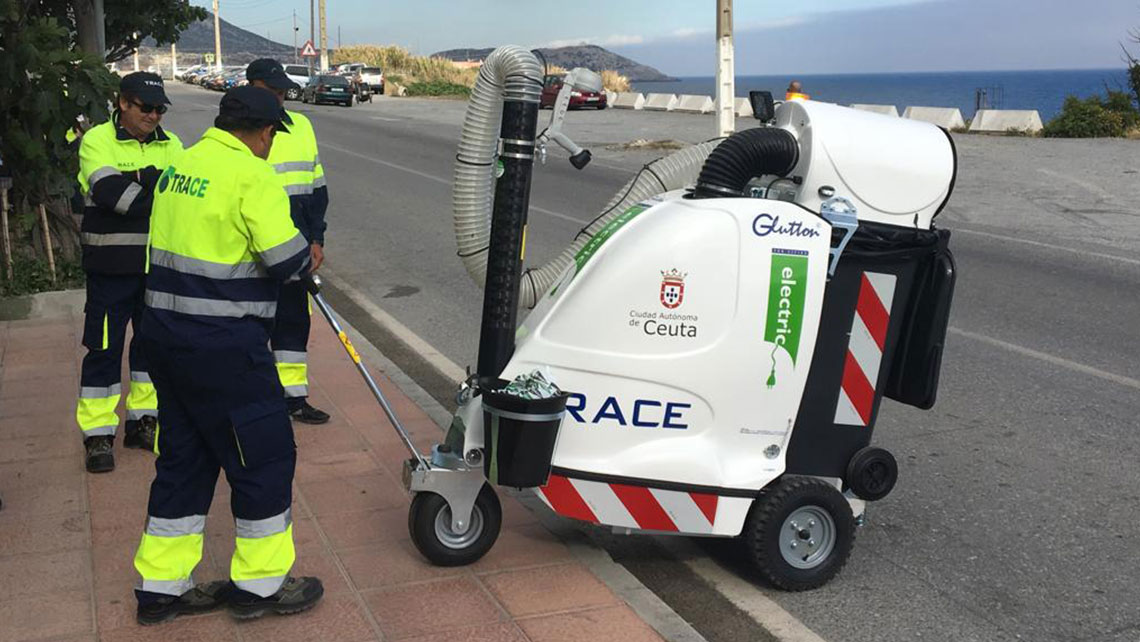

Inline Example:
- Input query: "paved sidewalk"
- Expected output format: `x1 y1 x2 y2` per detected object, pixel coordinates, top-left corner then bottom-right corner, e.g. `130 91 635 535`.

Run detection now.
0 305 667 642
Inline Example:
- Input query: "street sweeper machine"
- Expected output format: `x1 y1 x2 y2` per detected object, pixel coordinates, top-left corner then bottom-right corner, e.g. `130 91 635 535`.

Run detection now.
309 45 958 590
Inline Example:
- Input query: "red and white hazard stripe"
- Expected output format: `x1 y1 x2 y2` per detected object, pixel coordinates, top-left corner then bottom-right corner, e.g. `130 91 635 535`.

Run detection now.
536 474 720 534
834 272 897 426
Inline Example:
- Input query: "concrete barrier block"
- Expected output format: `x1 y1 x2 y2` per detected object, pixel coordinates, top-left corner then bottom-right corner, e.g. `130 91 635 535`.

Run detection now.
969 109 1043 133
851 104 899 118
613 92 645 110
604 90 616 104
733 97 753 118
675 94 715 114
903 106 967 129
644 93 679 112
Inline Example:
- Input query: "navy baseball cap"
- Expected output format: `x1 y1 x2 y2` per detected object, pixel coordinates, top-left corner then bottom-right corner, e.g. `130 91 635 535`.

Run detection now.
246 58 300 91
219 86 290 133
120 72 170 105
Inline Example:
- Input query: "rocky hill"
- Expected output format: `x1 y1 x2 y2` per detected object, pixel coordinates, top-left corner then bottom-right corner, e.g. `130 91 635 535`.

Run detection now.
432 45 673 81
141 11 292 62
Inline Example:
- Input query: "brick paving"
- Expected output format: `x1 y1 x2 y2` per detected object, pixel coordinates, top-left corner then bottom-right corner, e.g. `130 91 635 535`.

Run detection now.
0 307 666 642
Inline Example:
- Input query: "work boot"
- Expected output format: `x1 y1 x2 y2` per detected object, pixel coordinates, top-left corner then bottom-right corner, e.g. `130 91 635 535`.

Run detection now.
137 580 231 626
288 401 330 425
84 436 114 473
228 576 324 619
123 416 158 451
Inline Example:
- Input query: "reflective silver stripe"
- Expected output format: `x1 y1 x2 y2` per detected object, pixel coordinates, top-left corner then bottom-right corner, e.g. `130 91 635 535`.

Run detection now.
150 248 267 280
233 575 286 598
84 192 95 207
145 290 277 318
235 509 291 539
283 183 314 196
88 166 120 187
126 408 156 420
259 233 309 268
137 576 195 597
274 161 315 173
146 514 207 537
312 175 327 188
80 383 122 398
81 425 116 437
130 371 152 384
82 232 149 246
273 350 307 364
283 384 308 398
313 153 321 167
114 182 143 214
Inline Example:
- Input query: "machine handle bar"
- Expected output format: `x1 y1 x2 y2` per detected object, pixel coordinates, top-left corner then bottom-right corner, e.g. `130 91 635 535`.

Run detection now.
304 274 428 469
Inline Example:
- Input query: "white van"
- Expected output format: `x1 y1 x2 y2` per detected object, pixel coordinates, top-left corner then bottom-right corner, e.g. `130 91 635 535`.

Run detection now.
283 64 311 101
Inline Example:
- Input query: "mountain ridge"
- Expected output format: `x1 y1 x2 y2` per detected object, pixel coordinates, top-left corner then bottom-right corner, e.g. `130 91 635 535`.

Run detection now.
432 45 674 82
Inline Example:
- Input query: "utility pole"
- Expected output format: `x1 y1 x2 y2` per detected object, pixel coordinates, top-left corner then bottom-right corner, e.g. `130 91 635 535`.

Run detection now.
75 0 107 58
337 25 341 50
309 0 315 74
319 0 328 72
171 43 178 79
293 10 298 63
715 0 735 137
213 0 223 70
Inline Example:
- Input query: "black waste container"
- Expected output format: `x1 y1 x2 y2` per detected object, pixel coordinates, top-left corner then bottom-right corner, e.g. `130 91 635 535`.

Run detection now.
481 379 569 488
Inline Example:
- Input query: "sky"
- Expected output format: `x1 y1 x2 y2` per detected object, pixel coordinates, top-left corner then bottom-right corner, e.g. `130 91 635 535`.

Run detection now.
197 0 1140 75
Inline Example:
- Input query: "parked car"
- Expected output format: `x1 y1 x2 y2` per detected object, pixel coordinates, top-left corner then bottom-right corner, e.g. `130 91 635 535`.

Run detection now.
283 64 311 100
302 74 353 106
540 74 607 110
359 66 384 94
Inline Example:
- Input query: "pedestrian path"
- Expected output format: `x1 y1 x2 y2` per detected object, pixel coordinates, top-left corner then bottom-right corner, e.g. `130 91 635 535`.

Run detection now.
0 302 666 642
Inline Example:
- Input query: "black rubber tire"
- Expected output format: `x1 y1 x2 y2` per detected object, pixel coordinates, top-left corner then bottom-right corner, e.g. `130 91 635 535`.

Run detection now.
285 88 300 101
408 484 502 566
845 446 898 501
597 104 607 110
741 476 855 591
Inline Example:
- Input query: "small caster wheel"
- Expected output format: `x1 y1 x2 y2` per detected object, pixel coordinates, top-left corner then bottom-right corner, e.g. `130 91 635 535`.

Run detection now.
742 476 855 591
846 446 898 501
409 483 501 566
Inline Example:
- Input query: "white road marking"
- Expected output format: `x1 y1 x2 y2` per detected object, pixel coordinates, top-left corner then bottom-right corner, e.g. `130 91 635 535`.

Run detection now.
953 228 1140 267
1036 167 1114 200
320 141 589 225
318 268 467 385
948 326 1140 392
370 116 400 121
683 557 828 642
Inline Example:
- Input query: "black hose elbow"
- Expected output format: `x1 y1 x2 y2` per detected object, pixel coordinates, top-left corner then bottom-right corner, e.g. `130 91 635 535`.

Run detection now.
692 127 800 199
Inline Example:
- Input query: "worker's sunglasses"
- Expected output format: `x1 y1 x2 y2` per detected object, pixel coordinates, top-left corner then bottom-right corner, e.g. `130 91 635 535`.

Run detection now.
132 100 168 115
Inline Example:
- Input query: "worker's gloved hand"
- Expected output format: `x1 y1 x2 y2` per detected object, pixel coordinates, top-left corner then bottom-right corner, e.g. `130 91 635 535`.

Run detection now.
136 166 162 191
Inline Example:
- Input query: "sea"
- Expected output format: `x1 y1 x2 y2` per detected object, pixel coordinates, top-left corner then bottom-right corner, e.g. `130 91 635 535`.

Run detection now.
631 68 1131 121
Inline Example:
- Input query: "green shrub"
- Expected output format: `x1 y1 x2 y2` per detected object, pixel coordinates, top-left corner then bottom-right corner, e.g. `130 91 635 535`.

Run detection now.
405 81 471 97
1043 94 1133 138
0 256 84 297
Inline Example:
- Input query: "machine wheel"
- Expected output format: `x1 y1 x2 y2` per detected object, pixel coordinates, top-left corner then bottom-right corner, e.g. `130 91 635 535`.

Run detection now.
408 483 502 566
846 446 898 501
285 87 300 101
742 476 855 591
597 104 607 110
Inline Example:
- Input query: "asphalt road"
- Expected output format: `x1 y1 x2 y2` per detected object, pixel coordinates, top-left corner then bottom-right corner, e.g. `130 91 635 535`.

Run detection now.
163 83 1140 642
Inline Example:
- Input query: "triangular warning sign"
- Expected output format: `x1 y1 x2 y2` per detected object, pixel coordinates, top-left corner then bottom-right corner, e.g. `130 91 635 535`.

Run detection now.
300 40 317 57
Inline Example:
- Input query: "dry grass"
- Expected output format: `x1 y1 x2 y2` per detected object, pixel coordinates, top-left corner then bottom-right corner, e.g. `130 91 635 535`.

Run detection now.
332 45 478 87
601 70 631 92
333 46 633 96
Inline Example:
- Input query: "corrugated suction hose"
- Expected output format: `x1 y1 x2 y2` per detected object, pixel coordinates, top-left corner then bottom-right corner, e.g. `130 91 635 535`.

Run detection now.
692 127 799 199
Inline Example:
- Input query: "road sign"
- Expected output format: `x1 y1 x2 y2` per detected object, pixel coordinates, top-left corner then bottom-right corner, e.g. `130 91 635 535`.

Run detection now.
300 40 317 58
204 53 215 64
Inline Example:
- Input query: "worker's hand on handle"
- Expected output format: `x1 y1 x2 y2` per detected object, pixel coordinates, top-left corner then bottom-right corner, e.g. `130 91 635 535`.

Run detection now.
310 243 325 271
302 272 323 296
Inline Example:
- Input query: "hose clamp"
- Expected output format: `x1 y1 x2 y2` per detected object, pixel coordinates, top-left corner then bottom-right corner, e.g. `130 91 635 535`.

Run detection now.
500 152 535 161
500 138 535 147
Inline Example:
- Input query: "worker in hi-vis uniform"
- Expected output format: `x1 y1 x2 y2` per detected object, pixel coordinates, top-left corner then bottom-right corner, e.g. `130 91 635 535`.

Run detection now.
76 72 182 473
246 58 332 425
132 86 323 625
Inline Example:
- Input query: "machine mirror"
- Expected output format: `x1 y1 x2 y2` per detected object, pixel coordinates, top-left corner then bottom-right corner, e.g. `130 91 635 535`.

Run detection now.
749 90 775 122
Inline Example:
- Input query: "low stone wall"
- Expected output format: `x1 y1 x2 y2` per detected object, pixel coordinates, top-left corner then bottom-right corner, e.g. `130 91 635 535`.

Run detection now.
643 93 679 112
613 92 645 110
969 109 1044 134
903 106 967 129
851 104 899 117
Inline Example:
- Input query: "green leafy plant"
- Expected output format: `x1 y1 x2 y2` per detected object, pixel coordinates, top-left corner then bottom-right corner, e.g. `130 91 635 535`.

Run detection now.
404 81 472 97
1043 94 1136 138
